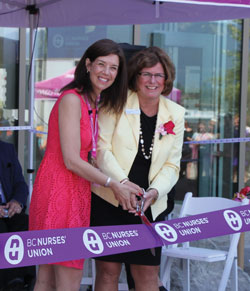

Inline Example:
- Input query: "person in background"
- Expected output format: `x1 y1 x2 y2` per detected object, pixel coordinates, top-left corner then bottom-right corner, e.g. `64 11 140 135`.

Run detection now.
0 140 35 291
208 118 217 138
29 39 138 291
0 108 13 143
180 120 193 178
191 122 213 194
91 46 185 291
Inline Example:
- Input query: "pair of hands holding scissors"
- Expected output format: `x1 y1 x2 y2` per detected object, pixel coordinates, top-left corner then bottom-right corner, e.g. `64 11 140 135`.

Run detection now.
115 179 158 214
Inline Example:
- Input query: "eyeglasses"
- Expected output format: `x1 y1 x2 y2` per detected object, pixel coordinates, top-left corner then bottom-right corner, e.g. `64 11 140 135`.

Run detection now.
138 72 166 81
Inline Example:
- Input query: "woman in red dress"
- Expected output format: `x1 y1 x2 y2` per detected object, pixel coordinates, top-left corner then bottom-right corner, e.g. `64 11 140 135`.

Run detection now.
29 39 140 291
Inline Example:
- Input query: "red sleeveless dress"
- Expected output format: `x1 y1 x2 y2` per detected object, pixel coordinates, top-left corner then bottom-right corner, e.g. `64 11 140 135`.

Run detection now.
29 89 93 269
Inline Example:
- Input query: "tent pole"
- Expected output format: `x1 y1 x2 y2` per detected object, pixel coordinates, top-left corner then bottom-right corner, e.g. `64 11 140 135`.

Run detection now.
155 1 160 18
27 3 36 202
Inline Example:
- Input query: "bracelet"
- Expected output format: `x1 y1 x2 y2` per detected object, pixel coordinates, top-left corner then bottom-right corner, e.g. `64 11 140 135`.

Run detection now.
104 177 112 187
147 188 159 204
120 178 129 184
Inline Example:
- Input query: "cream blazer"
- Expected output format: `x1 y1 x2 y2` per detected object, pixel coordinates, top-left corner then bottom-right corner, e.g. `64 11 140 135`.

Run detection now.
92 90 185 220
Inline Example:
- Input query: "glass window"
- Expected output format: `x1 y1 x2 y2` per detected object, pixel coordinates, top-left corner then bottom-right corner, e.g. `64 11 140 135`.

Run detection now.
0 28 19 147
140 20 242 199
246 25 250 188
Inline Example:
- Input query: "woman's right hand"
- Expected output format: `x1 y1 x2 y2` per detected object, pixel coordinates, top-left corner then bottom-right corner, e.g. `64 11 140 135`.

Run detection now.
123 180 142 194
109 180 140 211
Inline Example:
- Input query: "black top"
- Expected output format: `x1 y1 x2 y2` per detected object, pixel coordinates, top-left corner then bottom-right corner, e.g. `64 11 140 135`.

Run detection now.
128 110 157 190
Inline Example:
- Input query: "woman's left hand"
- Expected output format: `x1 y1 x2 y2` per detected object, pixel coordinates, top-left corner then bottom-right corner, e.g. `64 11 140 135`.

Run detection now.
141 189 158 212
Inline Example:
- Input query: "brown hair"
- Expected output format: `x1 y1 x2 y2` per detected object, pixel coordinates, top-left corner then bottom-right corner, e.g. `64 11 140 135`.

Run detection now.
62 39 127 113
128 46 175 96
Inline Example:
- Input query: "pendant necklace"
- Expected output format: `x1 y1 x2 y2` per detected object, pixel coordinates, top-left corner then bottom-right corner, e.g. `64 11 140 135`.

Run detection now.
139 112 156 160
139 126 155 160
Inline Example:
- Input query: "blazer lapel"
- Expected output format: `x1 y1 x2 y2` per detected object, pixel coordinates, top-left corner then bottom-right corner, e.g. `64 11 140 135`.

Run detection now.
152 97 173 164
125 92 140 145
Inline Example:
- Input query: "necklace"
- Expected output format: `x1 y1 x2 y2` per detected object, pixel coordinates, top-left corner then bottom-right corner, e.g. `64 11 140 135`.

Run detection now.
139 123 155 160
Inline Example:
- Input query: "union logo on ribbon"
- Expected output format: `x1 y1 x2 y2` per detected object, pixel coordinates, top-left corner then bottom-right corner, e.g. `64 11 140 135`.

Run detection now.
154 223 178 242
83 229 104 255
4 235 24 265
223 210 242 231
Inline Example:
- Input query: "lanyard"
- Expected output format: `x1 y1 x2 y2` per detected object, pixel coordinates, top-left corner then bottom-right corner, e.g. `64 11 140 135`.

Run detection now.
84 94 100 159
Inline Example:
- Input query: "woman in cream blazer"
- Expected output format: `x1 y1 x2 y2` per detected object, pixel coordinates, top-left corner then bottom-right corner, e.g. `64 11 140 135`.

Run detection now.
91 46 185 291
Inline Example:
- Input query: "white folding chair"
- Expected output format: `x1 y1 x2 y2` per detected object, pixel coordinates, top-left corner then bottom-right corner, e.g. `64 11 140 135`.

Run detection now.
80 259 129 290
81 258 96 289
160 192 248 291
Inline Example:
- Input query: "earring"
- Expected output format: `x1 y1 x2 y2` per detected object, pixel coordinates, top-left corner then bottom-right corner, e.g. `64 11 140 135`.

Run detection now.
86 69 89 73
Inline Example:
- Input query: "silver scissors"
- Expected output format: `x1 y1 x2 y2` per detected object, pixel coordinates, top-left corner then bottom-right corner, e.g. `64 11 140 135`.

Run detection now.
136 188 146 215
136 189 156 256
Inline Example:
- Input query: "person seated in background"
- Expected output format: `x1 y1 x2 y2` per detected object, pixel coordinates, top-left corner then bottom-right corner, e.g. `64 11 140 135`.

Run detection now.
0 140 35 291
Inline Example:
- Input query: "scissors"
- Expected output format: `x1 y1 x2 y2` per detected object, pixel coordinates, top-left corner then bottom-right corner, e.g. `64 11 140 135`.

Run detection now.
136 189 146 215
136 189 156 256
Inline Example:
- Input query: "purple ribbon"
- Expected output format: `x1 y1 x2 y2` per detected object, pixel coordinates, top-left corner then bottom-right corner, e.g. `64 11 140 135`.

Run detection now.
0 204 250 269
1 126 249 145
184 137 250 145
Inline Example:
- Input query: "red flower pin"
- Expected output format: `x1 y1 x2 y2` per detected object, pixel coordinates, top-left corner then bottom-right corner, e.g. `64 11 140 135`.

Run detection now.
233 186 250 203
240 186 250 196
156 121 176 140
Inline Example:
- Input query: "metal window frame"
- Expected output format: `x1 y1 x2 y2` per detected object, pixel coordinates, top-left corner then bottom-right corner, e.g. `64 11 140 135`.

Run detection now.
133 24 140 45
239 19 249 191
18 28 27 169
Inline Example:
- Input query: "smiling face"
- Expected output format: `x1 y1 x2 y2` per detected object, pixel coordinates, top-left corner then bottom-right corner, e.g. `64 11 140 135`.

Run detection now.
86 54 119 97
136 62 165 103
